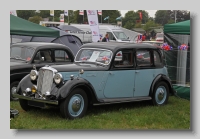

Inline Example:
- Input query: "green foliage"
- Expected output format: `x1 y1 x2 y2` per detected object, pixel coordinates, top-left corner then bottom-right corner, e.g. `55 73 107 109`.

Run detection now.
28 16 42 24
10 96 190 129
143 20 158 32
134 22 142 28
167 19 175 24
17 10 35 20
122 11 136 29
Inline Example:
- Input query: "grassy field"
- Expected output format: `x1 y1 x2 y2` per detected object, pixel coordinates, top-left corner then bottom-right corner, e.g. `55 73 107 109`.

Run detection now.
10 96 190 130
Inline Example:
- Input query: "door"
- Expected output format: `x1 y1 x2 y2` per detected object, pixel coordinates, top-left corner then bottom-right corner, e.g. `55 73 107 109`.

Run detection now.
134 49 155 97
103 49 135 98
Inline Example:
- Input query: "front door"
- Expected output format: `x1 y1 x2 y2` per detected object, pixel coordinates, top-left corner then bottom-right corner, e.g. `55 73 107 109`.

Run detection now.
103 49 135 98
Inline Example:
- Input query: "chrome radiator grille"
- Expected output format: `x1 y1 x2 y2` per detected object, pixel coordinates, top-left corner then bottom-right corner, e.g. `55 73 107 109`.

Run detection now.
37 69 53 95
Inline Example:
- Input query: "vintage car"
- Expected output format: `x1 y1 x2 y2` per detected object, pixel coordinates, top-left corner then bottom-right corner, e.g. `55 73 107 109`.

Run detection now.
13 42 174 120
10 42 75 100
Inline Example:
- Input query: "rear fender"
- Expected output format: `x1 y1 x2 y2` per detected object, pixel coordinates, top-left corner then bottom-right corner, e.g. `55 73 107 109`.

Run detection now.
149 74 175 96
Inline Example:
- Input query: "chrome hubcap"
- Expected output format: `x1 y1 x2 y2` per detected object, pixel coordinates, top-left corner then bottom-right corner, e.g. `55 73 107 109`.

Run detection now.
155 86 167 104
72 99 81 112
68 94 84 117
158 89 164 100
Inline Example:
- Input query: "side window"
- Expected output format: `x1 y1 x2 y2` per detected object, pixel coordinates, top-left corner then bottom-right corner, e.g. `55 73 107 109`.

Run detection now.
24 48 34 61
107 32 116 40
33 50 52 63
55 50 71 62
114 50 133 67
136 50 152 67
154 50 162 66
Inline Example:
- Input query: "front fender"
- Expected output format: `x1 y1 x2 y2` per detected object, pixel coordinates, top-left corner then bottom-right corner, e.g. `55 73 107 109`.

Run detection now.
150 74 175 96
58 77 98 101
16 74 34 94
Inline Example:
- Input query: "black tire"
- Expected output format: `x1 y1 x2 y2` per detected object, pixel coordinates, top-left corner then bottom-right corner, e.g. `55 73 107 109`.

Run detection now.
60 88 88 120
19 99 32 111
10 81 19 101
152 81 169 106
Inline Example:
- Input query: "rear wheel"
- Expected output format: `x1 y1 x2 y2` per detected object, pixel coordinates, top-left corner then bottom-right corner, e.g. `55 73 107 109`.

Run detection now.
152 81 169 106
10 81 19 101
60 88 88 119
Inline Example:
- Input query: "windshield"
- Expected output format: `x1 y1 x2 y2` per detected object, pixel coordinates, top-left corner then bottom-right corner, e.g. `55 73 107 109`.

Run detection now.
75 48 113 65
113 31 128 40
10 46 35 61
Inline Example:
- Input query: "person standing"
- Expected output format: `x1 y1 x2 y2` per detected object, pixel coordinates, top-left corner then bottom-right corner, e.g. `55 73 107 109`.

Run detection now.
102 33 109 42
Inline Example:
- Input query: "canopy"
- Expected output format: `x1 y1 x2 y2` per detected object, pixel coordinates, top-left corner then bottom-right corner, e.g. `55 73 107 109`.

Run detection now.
10 14 59 37
164 20 190 35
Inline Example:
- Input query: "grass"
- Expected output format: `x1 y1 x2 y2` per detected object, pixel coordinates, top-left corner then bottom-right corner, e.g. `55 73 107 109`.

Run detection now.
10 96 190 130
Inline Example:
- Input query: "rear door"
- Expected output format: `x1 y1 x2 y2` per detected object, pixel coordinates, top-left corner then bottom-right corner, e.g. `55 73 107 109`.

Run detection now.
133 49 155 97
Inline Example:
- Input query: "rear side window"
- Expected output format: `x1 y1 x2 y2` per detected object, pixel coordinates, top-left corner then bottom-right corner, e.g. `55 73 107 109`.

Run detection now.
55 50 71 62
136 50 152 67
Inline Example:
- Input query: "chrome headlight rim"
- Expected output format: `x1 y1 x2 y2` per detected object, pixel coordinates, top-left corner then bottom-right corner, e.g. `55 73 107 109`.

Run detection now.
30 70 38 81
53 73 63 85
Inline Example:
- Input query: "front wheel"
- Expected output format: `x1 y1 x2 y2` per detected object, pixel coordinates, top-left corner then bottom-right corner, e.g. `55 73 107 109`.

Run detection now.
19 99 32 111
152 81 169 106
60 88 88 119
10 81 19 101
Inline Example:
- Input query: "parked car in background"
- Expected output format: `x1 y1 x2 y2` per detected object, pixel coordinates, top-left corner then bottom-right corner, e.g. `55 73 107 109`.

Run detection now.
155 33 164 42
10 42 75 101
13 42 174 120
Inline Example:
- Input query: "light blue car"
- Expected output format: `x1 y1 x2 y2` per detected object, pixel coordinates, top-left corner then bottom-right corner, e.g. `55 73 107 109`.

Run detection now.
13 42 175 119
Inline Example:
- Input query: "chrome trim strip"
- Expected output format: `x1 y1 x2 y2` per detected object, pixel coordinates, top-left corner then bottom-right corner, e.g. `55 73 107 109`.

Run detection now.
13 93 58 105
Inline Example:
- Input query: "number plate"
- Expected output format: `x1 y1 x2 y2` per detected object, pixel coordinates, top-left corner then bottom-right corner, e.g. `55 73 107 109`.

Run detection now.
28 100 45 108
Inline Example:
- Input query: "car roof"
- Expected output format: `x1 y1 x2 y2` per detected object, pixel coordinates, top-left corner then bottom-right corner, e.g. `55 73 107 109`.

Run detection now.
10 42 68 50
81 42 160 52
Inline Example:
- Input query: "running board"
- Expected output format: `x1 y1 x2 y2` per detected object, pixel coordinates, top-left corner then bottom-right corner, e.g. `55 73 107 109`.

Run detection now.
94 97 152 105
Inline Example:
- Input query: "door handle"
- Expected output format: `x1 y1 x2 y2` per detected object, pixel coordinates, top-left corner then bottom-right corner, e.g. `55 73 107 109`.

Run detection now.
135 71 140 73
109 72 114 75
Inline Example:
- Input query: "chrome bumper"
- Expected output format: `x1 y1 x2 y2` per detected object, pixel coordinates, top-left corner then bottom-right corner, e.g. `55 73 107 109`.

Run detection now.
13 93 58 105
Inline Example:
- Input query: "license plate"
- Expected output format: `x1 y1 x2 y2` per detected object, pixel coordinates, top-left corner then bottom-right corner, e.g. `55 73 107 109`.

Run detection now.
28 100 45 108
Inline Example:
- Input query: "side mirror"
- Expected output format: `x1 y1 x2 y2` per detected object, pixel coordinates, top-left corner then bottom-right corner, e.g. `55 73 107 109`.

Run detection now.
127 37 129 39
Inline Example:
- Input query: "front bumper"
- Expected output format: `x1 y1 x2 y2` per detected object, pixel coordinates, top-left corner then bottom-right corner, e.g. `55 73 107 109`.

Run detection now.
13 93 58 105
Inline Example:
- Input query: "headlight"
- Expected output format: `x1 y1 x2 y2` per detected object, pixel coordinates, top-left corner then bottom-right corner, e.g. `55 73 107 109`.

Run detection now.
54 73 63 85
30 70 38 81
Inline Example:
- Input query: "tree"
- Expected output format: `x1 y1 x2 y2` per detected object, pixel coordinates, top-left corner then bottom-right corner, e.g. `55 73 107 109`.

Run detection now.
122 11 136 29
135 10 149 24
101 10 121 24
154 10 172 25
143 20 158 32
28 16 42 24
17 10 35 20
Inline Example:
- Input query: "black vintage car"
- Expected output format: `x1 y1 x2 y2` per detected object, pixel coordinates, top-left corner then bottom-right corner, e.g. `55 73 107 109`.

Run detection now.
13 42 175 120
10 42 75 100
